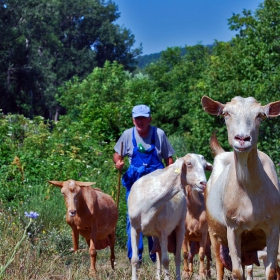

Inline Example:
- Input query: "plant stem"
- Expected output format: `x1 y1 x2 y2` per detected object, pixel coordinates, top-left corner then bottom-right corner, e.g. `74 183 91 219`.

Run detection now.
0 219 32 278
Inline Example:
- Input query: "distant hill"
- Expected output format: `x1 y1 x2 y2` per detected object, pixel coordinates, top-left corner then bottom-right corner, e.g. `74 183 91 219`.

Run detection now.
136 45 212 69
136 47 187 69
136 52 162 69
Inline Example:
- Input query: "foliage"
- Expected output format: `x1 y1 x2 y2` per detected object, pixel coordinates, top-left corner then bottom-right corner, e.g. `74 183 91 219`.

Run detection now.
0 111 127 241
58 61 159 142
0 0 141 118
193 0 280 166
136 47 188 69
145 45 214 158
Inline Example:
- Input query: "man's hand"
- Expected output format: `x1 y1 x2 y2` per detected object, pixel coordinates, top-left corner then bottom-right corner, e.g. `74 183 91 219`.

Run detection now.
115 159 124 170
113 152 124 170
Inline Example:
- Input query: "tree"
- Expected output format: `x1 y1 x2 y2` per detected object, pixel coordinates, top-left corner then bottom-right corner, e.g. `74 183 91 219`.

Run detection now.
0 0 141 118
58 61 157 142
145 45 211 140
194 0 280 164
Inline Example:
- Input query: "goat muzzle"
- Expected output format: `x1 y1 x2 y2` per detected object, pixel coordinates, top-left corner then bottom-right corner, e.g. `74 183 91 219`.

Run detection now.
69 210 77 217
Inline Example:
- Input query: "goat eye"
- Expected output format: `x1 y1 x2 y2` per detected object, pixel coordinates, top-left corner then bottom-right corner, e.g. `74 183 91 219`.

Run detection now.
257 113 266 120
222 111 230 117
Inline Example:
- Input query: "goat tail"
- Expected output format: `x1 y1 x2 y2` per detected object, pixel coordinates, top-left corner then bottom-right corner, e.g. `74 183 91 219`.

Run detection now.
210 131 225 156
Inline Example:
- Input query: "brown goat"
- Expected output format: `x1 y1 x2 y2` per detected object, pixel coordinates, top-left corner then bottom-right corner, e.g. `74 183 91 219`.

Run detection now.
182 154 212 279
48 179 118 274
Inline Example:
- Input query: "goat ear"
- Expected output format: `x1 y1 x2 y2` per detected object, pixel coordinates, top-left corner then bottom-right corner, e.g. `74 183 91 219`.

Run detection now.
166 158 186 189
263 101 280 118
47 180 64 188
180 162 187 187
201 95 224 116
174 157 188 187
206 162 213 171
76 181 96 187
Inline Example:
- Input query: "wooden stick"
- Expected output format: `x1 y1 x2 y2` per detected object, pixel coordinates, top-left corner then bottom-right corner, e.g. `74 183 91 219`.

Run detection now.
116 142 123 209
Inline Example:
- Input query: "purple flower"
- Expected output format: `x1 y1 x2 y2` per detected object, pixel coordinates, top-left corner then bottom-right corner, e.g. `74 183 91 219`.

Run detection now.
24 211 39 219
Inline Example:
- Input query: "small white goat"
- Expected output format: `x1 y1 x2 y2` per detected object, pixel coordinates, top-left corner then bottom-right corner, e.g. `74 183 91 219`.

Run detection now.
128 153 211 280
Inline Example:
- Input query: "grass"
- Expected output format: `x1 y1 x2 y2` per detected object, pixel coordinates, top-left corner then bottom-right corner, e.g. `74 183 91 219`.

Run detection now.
0 205 268 280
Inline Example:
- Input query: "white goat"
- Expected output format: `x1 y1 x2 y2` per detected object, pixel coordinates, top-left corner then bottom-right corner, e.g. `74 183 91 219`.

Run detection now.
128 153 211 280
201 95 280 280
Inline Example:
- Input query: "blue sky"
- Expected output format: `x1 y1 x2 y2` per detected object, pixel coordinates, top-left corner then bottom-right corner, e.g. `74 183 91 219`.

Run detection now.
113 0 263 55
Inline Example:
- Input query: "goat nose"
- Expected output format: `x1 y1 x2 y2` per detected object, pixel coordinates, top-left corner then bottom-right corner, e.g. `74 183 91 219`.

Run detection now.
69 210 77 217
199 181 207 190
201 181 206 186
234 134 251 145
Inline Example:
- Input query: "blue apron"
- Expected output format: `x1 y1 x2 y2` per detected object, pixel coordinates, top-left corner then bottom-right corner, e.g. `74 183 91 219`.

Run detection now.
122 126 164 261
122 126 164 191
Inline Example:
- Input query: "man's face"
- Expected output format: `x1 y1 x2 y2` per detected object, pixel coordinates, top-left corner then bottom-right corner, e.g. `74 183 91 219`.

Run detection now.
133 116 151 136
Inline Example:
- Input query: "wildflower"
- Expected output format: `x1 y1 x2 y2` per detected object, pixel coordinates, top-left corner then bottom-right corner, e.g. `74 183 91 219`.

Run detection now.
24 211 39 219
0 211 39 277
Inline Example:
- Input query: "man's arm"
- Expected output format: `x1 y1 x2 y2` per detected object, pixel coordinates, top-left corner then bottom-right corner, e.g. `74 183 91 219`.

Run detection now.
164 156 174 167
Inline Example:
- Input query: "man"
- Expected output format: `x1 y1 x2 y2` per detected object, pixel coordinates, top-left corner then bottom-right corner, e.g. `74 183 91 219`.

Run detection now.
113 104 174 263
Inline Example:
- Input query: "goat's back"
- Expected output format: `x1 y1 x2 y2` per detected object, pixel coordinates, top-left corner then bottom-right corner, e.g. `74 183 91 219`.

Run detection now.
128 176 186 237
